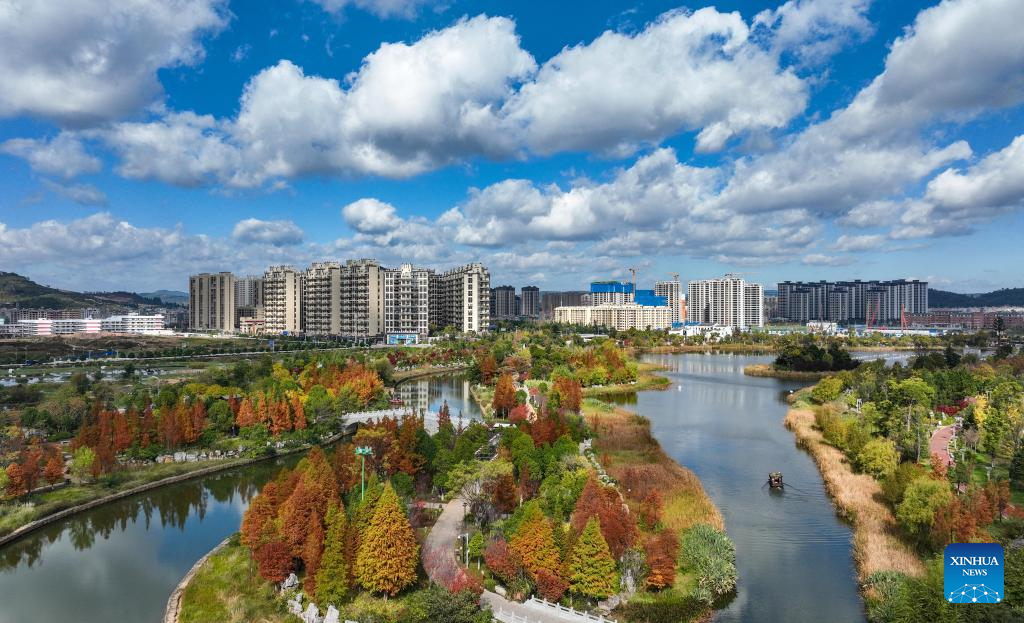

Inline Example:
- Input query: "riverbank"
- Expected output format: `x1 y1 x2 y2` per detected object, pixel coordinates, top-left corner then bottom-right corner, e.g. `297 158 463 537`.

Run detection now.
743 364 832 381
0 430 348 547
582 362 672 396
165 535 235 623
584 398 725 621
783 400 923 582
644 343 776 354
392 363 469 383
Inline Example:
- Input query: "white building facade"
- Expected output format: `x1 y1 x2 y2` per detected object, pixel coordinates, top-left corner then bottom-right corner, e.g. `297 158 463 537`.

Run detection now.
687 275 764 329
554 303 674 331
264 266 303 334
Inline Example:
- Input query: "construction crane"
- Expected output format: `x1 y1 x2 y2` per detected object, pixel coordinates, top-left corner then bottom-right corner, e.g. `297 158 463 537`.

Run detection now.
668 272 680 282
628 267 638 292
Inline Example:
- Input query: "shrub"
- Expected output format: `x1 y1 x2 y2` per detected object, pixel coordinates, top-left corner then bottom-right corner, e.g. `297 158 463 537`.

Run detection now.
812 376 845 403
680 524 736 605
856 439 899 479
881 462 926 506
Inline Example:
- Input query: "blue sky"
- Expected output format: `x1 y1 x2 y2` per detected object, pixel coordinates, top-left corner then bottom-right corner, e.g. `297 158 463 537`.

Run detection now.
1 0 1023 293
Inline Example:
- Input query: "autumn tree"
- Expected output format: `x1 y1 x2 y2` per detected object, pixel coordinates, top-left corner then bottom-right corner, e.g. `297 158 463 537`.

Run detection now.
484 537 524 586
644 531 679 590
571 477 637 560
303 512 326 597
254 539 293 583
241 482 281 551
291 395 307 431
640 490 664 530
236 397 256 428
509 502 562 581
271 397 292 436
493 374 517 419
355 483 419 596
44 452 64 485
113 410 134 452
568 517 617 600
20 447 43 493
316 503 350 607
552 376 582 413
5 463 26 497
536 569 568 602
478 353 498 384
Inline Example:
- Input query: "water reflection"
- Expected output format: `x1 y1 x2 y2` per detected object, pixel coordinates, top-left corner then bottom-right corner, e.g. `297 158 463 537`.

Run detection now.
0 372 476 623
630 353 864 623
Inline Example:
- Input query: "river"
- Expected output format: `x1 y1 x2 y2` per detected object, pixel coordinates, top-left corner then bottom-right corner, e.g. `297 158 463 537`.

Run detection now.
0 361 862 622
612 353 864 622
0 372 480 623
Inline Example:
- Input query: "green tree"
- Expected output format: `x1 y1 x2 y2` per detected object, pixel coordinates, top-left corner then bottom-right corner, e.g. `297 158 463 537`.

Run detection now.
469 532 485 569
405 586 492 623
71 447 97 483
316 503 350 607
856 438 900 478
812 376 845 403
897 478 952 542
568 516 617 600
355 483 418 596
0 467 8 497
1011 446 1024 491
207 400 234 433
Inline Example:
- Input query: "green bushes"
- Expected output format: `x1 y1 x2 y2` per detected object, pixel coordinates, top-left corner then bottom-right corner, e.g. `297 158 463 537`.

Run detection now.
812 376 846 403
680 524 737 605
880 462 925 506
619 593 709 623
895 478 951 543
856 439 899 479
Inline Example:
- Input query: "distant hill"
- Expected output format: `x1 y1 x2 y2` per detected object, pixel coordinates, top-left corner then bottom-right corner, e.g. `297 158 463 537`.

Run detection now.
0 272 168 309
929 287 1024 308
138 290 189 306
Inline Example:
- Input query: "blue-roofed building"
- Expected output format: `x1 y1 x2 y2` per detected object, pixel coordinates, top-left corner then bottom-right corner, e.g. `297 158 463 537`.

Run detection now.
634 289 668 307
590 281 634 305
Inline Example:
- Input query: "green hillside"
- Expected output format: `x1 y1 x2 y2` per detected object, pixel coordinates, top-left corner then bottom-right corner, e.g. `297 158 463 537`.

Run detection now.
0 272 166 309
928 287 1024 308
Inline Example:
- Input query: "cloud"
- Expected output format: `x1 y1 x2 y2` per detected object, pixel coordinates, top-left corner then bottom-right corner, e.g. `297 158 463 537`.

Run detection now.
831 234 884 252
231 44 252 63
754 0 873 67
0 0 228 125
889 134 1024 239
502 8 807 155
801 253 855 266
309 0 438 19
231 218 304 246
1 133 101 178
341 198 404 233
103 16 535 186
41 180 108 206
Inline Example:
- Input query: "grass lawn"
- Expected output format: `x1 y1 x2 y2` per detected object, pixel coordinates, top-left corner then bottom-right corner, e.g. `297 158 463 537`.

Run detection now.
179 537 299 623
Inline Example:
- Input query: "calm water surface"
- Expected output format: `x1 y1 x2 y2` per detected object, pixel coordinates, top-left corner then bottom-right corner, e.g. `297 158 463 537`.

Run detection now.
0 373 478 623
618 353 865 623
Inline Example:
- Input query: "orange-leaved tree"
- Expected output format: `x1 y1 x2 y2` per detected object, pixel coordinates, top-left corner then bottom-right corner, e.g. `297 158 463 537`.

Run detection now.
355 482 418 596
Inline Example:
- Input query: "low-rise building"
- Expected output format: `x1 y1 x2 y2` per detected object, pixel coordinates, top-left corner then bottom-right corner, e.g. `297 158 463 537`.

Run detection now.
554 303 674 331
101 314 167 334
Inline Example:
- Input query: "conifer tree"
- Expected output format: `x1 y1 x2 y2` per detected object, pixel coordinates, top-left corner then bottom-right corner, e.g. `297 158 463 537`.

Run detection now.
236 397 256 428
43 453 64 485
291 394 307 430
355 483 418 596
303 511 325 596
568 517 617 600
509 502 562 581
5 463 26 497
316 503 350 607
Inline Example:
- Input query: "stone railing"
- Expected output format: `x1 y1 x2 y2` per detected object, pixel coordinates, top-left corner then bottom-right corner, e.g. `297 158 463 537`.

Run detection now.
525 597 619 623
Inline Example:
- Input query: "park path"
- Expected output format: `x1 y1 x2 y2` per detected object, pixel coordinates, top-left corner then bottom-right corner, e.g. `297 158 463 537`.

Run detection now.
930 424 955 467
424 497 607 623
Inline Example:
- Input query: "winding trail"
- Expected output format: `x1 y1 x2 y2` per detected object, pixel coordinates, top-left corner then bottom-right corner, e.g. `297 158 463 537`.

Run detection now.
930 424 956 467
424 497 600 623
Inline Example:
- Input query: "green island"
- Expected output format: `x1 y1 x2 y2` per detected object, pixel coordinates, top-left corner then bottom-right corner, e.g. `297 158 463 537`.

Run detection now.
162 329 734 623
787 347 1024 622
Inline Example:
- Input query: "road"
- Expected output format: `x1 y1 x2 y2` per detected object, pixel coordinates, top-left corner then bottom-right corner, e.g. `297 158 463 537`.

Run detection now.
930 424 955 467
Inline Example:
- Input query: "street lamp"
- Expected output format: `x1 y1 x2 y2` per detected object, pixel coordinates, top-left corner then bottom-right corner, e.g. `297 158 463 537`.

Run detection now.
355 446 373 500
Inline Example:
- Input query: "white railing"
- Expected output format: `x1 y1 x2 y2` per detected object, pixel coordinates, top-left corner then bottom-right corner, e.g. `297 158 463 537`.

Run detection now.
493 608 542 623
526 597 618 623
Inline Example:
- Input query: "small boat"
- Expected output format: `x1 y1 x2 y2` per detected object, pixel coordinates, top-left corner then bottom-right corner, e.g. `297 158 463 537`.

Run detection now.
768 471 784 489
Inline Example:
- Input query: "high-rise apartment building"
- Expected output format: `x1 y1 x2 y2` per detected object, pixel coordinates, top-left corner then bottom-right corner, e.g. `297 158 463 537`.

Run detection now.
339 259 386 339
655 279 684 324
384 263 432 340
303 262 341 335
491 285 517 319
520 286 540 318
590 281 634 305
540 291 588 319
189 272 235 332
234 275 263 308
687 274 764 329
264 266 303 334
432 263 490 333
776 279 928 324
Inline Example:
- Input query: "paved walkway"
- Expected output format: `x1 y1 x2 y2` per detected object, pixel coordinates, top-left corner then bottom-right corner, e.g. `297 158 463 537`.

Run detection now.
930 424 955 467
424 497 603 623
